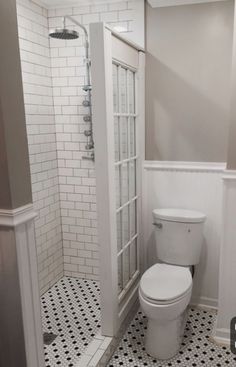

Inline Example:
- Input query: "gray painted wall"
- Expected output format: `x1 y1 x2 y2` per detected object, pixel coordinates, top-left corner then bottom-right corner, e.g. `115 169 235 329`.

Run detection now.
227 1 236 170
0 0 32 209
145 0 233 162
0 1 33 366
0 100 12 209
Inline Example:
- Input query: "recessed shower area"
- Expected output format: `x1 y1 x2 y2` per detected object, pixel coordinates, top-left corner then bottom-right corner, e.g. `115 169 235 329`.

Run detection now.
15 0 144 366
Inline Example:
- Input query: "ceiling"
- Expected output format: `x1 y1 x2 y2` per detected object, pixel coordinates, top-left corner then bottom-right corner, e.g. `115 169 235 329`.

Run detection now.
37 0 124 8
148 0 229 7
37 0 229 9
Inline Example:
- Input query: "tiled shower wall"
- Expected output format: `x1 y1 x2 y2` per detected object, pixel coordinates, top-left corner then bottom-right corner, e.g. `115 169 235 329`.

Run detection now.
48 1 135 280
17 0 63 295
16 0 136 289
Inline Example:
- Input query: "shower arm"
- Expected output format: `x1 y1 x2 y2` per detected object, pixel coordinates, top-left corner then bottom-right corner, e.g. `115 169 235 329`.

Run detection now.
63 15 89 47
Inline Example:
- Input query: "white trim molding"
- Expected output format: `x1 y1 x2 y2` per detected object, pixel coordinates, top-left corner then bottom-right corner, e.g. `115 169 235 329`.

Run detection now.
148 0 229 7
144 160 226 173
0 203 38 227
190 296 218 311
212 328 230 346
0 204 44 367
16 218 45 367
222 169 236 180
214 170 236 347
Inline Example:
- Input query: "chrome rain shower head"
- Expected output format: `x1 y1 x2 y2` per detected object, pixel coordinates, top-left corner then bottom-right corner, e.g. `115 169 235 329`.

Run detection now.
49 28 79 40
48 15 94 160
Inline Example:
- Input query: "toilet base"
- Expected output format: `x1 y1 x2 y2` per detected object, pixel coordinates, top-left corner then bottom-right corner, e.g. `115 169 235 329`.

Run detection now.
145 310 188 360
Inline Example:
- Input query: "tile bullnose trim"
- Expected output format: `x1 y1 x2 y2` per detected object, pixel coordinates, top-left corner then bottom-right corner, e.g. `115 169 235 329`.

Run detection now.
143 160 227 173
0 203 38 227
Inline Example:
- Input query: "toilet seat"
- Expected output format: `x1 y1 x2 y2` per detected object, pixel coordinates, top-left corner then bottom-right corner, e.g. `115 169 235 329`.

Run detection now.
139 285 192 305
140 263 192 305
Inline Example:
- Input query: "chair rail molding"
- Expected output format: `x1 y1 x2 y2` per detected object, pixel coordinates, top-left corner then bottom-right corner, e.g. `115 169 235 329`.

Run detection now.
222 169 236 180
0 203 38 226
0 203 45 367
144 160 226 173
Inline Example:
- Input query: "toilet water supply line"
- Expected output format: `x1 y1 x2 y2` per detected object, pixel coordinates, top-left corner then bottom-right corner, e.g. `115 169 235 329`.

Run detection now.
64 16 94 161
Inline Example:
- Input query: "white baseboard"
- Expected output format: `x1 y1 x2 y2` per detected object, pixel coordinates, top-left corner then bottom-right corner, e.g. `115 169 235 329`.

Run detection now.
212 327 230 346
190 296 218 311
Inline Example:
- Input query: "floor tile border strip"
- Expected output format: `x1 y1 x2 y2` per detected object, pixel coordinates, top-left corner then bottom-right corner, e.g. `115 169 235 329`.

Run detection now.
77 299 140 367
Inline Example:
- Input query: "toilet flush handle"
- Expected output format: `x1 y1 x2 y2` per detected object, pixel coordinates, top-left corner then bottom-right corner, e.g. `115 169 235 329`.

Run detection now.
153 222 163 229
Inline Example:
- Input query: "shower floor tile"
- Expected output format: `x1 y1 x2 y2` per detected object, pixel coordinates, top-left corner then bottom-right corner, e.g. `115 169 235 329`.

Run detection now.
107 307 236 367
41 277 101 367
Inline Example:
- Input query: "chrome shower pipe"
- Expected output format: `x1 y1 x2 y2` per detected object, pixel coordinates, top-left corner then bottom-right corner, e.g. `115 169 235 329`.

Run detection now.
63 16 94 154
63 16 90 86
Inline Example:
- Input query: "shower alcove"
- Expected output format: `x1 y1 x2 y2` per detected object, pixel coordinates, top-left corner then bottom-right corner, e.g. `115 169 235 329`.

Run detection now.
16 0 145 365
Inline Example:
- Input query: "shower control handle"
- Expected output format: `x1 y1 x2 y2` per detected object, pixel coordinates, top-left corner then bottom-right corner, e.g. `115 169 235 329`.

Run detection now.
153 222 163 229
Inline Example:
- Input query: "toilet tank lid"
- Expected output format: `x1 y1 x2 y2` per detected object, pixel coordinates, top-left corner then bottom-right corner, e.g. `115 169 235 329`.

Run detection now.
152 208 206 223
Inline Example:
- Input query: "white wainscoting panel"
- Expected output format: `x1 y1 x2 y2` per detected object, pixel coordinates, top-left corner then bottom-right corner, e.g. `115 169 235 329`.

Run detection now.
143 161 226 309
0 204 45 367
214 171 236 345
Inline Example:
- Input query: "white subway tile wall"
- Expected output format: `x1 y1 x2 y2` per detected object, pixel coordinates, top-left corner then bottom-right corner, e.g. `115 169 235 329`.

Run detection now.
48 1 135 281
16 0 136 289
16 0 63 295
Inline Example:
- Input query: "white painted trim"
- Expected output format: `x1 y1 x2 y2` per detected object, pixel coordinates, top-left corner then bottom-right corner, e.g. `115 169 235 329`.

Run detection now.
137 52 145 277
222 169 236 180
144 160 226 173
190 296 218 311
105 25 145 53
118 283 139 325
0 203 44 367
90 23 119 336
90 22 145 337
0 203 37 227
212 328 230 346
148 0 229 7
214 169 236 348
16 219 45 367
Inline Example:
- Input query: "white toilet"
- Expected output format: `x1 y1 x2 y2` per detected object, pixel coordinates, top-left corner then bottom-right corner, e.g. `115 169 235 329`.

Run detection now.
139 208 206 360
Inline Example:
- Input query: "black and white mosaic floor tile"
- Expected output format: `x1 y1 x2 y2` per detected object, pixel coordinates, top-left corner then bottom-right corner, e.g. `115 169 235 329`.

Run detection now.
41 277 101 367
108 307 236 367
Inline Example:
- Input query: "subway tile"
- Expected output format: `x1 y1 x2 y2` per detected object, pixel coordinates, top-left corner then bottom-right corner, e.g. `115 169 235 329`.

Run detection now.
18 0 137 285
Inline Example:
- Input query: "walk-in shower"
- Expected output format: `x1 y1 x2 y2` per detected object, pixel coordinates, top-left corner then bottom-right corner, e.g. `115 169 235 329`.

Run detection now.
49 16 94 160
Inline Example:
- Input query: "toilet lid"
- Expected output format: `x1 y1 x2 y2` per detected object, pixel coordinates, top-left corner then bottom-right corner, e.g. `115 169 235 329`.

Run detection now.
140 264 192 302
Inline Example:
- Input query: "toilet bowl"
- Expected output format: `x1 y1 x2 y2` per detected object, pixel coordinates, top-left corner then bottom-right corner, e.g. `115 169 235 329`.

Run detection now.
139 208 206 360
139 263 192 360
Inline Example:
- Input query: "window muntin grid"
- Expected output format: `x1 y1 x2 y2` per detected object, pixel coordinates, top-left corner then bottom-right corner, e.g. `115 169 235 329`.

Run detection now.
113 62 139 298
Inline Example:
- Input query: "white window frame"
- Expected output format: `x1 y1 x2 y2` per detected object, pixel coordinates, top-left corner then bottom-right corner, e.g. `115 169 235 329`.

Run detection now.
90 22 145 336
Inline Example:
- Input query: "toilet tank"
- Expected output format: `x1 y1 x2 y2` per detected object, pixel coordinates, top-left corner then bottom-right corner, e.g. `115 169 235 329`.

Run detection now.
152 208 206 266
